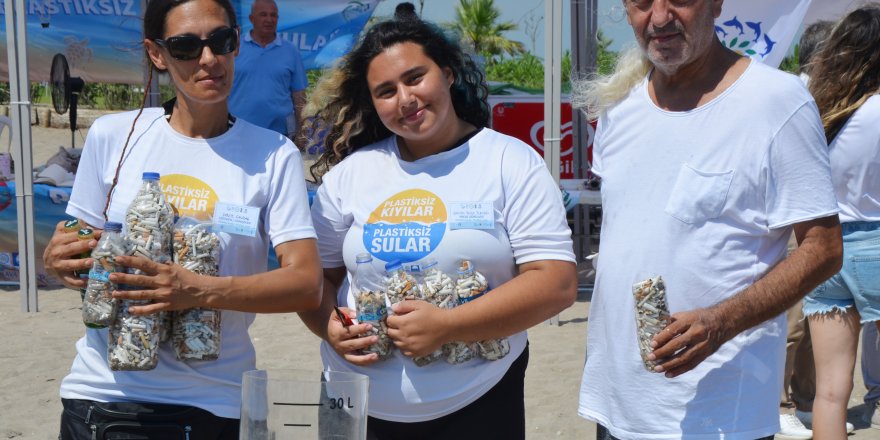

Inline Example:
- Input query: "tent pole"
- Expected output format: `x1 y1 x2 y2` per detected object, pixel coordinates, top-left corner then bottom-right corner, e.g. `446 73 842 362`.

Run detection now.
543 0 562 184
142 0 162 108
5 0 39 312
544 0 562 326
571 0 597 179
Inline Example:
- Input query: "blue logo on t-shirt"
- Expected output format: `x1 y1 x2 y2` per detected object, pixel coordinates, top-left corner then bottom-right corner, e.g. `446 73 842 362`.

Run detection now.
363 189 446 263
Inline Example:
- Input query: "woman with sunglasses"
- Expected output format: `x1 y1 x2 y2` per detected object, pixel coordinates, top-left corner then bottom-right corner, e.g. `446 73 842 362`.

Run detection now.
299 4 577 438
43 0 321 437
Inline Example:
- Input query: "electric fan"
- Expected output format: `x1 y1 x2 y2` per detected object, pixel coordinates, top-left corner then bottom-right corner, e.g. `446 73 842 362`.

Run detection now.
50 53 85 148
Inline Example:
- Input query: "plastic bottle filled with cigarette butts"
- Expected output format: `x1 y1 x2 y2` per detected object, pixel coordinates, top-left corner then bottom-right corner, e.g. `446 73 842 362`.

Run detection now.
422 260 475 365
125 172 174 263
456 259 509 361
353 253 394 360
73 223 92 300
108 172 173 371
384 260 417 306
81 221 127 329
632 273 671 372
406 260 449 366
171 217 222 362
128 171 176 344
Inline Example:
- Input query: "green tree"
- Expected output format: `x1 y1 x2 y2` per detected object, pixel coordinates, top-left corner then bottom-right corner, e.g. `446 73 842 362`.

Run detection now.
778 44 800 74
596 29 618 76
450 0 525 60
484 51 573 93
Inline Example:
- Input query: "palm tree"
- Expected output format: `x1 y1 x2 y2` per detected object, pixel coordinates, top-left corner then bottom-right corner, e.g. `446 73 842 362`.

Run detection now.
450 0 525 59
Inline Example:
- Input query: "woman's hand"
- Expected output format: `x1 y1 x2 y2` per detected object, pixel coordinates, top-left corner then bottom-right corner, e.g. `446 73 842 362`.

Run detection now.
109 255 203 315
386 300 451 358
42 220 100 290
326 306 383 366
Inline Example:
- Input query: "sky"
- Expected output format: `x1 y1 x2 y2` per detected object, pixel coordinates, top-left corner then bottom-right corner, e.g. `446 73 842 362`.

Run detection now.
372 0 638 55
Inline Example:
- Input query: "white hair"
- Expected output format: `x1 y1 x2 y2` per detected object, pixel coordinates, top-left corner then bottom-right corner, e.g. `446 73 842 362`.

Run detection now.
571 45 652 120
250 0 277 13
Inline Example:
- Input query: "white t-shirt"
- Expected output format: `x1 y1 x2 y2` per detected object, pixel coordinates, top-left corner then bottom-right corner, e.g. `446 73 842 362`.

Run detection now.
61 108 315 419
578 61 838 439
311 128 575 422
829 94 880 223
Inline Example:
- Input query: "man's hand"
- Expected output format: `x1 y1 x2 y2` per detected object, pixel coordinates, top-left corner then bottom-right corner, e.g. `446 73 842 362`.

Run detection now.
649 307 731 377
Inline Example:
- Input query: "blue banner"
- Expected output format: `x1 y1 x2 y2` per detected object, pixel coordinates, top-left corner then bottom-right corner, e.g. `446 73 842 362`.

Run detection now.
1 0 380 83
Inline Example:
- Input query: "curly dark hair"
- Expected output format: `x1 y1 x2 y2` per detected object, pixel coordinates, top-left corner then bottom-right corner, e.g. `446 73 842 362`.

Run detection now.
304 2 490 181
809 4 880 142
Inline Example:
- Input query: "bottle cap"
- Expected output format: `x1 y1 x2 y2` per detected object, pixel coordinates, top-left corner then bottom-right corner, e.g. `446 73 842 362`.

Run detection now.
104 222 123 232
384 259 402 272
355 253 372 264
62 219 81 232
77 228 94 239
142 172 160 181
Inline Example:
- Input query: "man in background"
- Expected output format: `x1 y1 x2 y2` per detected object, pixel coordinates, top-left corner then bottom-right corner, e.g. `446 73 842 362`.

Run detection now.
230 0 308 146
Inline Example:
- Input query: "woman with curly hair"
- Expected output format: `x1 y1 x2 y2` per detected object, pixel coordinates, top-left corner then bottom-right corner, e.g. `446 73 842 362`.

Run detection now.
804 4 880 439
298 3 577 438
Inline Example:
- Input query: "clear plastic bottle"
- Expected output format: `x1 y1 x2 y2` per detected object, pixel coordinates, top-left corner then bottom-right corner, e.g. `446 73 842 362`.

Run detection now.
75 227 94 300
108 300 161 371
384 260 417 305
172 218 222 361
456 259 509 361
125 172 174 263
108 172 173 370
424 260 476 365
353 253 394 360
82 222 127 328
407 260 449 366
123 171 175 345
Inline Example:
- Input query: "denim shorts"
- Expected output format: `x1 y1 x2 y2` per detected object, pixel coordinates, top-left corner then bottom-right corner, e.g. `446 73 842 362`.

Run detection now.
804 221 880 323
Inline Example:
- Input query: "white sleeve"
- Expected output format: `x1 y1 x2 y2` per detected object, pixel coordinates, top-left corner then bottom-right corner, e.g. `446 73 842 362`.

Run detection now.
66 117 113 228
765 101 839 228
264 142 316 246
500 139 576 264
310 172 350 268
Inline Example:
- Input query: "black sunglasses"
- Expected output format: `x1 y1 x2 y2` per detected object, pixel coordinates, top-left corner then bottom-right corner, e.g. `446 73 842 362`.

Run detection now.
154 27 238 61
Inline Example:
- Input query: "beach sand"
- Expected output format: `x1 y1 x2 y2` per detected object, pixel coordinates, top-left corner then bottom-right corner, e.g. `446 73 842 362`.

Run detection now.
0 125 876 439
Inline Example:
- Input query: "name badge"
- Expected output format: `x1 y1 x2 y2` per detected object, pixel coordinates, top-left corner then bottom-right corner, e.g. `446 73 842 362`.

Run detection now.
212 202 260 237
448 201 494 230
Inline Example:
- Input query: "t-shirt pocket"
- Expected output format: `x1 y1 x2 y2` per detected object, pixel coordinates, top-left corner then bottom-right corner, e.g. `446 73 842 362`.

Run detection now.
664 164 734 225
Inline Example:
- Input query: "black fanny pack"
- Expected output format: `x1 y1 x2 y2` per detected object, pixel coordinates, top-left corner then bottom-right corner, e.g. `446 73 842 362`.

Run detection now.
61 399 236 440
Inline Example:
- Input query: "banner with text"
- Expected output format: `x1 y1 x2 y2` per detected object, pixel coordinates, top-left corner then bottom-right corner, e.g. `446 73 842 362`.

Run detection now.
1 0 380 83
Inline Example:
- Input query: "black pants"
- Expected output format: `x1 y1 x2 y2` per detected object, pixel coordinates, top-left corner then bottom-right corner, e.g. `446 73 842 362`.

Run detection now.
367 344 529 440
59 399 239 440
597 424 774 440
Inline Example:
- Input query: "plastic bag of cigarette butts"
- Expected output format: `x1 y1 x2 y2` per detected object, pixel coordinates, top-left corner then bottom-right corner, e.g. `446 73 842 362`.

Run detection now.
632 274 671 372
171 217 222 361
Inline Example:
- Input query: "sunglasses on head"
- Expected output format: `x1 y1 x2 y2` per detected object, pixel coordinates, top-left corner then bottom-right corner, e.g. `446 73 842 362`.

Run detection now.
154 27 238 60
